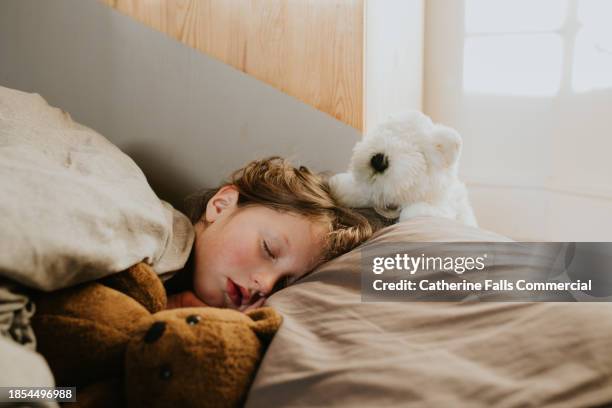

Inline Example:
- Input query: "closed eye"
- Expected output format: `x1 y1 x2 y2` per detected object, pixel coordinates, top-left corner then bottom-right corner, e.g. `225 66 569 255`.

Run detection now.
262 240 276 260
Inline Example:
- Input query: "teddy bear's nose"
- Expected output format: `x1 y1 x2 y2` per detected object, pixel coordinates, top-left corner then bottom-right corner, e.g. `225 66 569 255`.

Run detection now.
370 153 389 173
144 321 166 343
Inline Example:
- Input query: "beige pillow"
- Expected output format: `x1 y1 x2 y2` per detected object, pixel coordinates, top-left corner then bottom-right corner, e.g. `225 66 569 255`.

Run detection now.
0 86 194 291
246 217 612 407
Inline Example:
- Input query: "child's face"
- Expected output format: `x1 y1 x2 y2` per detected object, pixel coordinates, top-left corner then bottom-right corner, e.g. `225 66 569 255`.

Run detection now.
192 185 328 311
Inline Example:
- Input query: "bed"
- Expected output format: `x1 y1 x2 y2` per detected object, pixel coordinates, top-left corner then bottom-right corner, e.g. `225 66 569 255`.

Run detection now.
2 86 612 407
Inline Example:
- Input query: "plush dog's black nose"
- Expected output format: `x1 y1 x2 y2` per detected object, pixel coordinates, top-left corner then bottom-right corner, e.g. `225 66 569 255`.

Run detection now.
144 321 166 343
370 153 389 173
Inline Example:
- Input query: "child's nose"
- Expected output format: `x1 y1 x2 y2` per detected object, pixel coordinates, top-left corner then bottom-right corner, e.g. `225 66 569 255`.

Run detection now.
252 272 276 296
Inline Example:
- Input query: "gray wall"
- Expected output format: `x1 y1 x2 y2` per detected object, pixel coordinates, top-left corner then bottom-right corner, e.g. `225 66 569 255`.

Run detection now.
0 0 360 210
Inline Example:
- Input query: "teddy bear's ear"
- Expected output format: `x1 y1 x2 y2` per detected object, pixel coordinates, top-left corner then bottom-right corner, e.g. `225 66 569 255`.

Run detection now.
246 307 283 344
429 125 462 168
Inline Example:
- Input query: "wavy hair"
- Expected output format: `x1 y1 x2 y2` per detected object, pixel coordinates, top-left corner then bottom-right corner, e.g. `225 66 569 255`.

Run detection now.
184 156 373 263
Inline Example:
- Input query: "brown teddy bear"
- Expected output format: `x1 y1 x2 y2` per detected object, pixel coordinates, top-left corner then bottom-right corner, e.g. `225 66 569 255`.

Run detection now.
31 263 282 408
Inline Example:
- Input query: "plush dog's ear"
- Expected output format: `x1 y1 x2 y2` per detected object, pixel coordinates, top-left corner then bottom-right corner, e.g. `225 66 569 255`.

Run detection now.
429 125 462 167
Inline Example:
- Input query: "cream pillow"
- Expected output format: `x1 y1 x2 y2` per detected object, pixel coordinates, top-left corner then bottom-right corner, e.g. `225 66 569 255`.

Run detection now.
0 86 194 290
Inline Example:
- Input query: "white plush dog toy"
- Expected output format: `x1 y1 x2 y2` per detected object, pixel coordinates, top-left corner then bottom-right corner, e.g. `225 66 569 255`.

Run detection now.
329 111 478 227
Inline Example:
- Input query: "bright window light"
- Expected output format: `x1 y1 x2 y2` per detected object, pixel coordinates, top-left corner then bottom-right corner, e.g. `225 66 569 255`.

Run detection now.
572 29 612 92
463 34 564 96
465 0 568 33
577 0 612 27
572 0 612 92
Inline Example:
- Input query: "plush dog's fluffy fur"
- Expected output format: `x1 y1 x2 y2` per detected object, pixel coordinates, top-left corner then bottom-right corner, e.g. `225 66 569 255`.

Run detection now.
330 111 477 226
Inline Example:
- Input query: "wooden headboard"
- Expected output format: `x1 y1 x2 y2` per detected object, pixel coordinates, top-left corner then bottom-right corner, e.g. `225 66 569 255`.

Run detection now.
99 0 423 132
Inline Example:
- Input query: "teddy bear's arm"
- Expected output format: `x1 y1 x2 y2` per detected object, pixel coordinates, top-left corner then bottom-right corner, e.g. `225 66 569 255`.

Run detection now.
101 263 167 313
329 173 373 208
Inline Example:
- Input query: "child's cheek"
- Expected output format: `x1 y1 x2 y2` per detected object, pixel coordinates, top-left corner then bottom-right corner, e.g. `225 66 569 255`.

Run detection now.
223 238 257 276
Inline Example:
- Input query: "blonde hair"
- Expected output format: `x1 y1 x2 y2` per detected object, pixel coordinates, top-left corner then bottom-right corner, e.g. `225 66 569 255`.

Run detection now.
185 156 373 263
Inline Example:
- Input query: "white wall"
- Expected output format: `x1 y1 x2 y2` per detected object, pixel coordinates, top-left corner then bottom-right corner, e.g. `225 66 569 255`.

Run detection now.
0 0 361 211
424 0 612 240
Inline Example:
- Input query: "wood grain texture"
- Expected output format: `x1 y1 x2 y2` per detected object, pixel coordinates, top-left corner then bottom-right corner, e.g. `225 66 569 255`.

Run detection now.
99 0 363 130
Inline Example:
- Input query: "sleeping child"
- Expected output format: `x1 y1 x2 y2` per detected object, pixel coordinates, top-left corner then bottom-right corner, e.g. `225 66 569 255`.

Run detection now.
163 156 373 311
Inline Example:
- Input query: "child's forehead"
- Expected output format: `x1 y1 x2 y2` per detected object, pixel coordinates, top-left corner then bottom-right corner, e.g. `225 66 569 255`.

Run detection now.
235 205 330 245
239 205 327 240
241 204 326 224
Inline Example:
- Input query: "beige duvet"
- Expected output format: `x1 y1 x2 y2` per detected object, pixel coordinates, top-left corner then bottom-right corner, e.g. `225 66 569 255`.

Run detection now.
246 218 612 407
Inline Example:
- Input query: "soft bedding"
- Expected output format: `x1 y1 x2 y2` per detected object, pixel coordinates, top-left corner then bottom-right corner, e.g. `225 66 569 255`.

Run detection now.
246 217 612 407
3 84 612 407
0 85 194 291
0 85 193 394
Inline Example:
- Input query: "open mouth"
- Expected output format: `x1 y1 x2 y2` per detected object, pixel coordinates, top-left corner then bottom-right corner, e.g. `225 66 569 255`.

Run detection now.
226 278 250 307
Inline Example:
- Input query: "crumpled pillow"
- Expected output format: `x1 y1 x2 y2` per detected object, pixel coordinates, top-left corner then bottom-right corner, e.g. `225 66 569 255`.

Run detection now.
0 85 194 291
